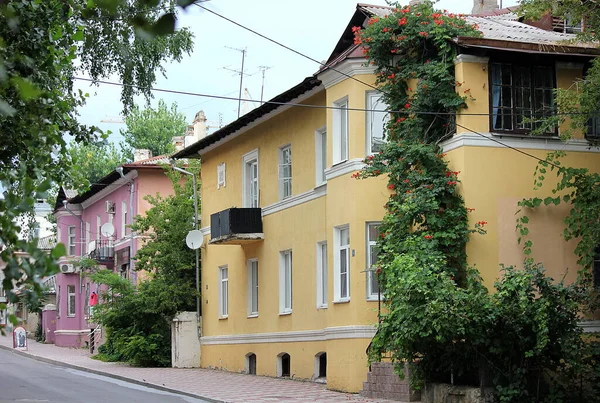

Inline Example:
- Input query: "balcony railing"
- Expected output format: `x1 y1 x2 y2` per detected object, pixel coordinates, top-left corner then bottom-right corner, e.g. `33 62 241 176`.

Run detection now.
210 208 264 245
89 240 115 261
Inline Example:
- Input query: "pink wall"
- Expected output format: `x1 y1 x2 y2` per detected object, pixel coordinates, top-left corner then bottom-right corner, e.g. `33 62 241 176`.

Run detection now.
53 167 175 348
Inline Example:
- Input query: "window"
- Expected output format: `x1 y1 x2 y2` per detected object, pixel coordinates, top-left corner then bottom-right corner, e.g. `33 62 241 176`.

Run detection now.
552 15 583 33
85 222 90 254
219 266 228 318
586 116 600 140
366 92 389 155
96 216 101 241
315 128 327 185
243 150 259 208
121 201 127 238
67 285 76 317
366 223 381 300
333 97 349 164
247 260 259 316
277 353 291 377
316 242 328 308
68 226 76 256
279 145 292 199
334 225 350 301
56 285 61 318
490 62 555 134
217 162 226 189
279 250 292 314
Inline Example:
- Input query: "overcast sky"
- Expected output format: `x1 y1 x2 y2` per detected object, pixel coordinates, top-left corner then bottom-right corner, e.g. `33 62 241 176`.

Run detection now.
77 0 520 142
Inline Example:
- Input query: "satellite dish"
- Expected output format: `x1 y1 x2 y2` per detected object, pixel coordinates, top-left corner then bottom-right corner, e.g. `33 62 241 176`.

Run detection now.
101 222 115 237
186 230 204 250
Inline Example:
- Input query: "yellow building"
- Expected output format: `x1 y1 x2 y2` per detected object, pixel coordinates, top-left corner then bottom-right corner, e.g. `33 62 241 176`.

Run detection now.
175 3 600 394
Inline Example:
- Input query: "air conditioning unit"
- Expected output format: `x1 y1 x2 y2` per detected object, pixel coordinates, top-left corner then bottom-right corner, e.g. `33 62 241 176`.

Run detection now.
60 263 76 274
106 201 116 214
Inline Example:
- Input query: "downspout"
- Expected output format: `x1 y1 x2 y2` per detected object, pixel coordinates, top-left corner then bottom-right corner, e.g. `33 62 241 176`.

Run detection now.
116 167 136 282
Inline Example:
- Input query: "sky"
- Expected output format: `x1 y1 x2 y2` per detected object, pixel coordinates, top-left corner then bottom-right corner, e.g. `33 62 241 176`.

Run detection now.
76 0 520 143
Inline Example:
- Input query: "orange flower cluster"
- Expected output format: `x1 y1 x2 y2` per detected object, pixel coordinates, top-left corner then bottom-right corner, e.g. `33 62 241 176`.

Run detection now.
477 221 488 226
447 181 457 186
424 235 433 239
387 184 395 190
466 208 475 212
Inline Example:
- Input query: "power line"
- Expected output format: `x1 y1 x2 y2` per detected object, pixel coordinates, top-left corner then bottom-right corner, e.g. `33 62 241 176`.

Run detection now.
74 77 600 118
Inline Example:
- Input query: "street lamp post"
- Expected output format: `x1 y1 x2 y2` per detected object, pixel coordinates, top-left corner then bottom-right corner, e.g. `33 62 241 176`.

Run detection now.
171 165 200 319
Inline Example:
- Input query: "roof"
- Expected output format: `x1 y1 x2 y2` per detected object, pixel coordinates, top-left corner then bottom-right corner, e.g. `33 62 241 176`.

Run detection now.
55 156 170 211
172 77 322 159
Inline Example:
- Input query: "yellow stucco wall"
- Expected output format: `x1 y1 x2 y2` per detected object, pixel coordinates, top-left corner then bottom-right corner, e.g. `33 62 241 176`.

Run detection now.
197 57 599 393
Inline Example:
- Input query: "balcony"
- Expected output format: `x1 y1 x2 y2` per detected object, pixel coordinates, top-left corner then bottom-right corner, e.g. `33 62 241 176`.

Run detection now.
88 240 115 262
210 208 264 245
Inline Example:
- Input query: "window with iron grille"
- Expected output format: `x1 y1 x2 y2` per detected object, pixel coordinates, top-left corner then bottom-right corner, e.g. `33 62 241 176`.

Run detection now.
490 62 556 135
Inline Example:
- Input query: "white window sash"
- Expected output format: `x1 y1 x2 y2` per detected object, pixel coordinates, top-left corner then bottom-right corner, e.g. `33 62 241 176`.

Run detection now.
366 92 389 156
279 145 292 199
366 223 381 299
279 251 292 313
333 225 350 302
333 97 349 164
247 260 258 316
242 150 259 208
219 266 228 317
67 285 76 317
316 242 328 308
315 128 327 185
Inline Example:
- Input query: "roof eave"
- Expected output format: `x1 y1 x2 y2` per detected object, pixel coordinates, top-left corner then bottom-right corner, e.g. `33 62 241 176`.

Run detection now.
454 36 600 56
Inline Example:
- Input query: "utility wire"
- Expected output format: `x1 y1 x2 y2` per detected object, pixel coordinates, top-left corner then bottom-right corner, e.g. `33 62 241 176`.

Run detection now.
74 77 600 118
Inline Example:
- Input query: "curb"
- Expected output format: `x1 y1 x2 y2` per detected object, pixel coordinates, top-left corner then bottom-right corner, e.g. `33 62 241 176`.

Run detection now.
0 344 222 403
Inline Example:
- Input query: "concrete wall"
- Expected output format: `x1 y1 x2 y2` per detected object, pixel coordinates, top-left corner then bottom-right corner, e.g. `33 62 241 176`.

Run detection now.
171 312 201 368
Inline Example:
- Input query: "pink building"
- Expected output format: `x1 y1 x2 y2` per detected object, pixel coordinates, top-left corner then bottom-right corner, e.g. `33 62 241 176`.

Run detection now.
51 154 175 348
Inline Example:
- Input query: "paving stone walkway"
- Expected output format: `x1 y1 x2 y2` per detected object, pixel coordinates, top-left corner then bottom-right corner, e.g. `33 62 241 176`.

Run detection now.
0 334 399 403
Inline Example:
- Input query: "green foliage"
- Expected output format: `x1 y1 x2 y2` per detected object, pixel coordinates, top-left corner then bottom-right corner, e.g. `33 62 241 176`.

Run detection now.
0 0 193 325
90 163 200 366
357 2 599 400
121 99 186 159
65 141 126 193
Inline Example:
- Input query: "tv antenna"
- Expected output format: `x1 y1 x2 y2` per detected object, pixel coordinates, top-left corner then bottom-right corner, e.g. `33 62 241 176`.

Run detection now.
258 66 272 103
223 46 248 118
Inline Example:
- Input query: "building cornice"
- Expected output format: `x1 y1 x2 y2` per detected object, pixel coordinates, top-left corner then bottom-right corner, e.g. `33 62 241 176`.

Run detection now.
317 58 375 89
325 158 365 181
200 325 376 345
441 133 600 154
80 170 138 210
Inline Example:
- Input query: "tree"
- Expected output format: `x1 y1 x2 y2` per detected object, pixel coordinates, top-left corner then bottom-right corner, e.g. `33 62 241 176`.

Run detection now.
91 162 200 366
64 141 126 193
120 99 187 159
0 0 194 327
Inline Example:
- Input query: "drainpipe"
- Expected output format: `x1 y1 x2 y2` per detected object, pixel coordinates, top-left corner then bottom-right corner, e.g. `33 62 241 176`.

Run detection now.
116 167 135 281
170 164 200 320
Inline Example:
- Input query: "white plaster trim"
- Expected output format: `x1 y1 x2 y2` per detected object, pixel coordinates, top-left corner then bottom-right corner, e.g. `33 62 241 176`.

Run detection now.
54 329 90 335
54 208 82 218
200 86 324 156
317 59 376 89
262 185 327 217
556 61 584 70
325 159 365 181
454 54 489 65
114 234 133 248
200 325 376 345
200 226 210 236
80 170 139 210
580 320 600 333
441 133 600 154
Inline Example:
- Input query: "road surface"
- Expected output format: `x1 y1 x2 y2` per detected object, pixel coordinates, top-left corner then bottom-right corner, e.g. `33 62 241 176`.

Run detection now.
0 348 209 403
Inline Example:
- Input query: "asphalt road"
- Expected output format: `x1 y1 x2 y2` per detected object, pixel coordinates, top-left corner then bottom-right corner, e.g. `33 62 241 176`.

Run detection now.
0 349 210 403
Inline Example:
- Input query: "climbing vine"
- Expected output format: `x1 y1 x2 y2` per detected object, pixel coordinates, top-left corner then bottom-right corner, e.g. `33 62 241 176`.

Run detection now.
355 2 600 400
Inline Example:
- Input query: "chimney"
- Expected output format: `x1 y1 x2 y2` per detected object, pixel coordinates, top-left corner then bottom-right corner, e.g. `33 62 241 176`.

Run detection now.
133 149 152 162
185 110 207 147
171 136 185 152
472 0 499 14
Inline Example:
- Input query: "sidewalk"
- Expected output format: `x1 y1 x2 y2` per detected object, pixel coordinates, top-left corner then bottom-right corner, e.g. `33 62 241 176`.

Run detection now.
0 335 393 403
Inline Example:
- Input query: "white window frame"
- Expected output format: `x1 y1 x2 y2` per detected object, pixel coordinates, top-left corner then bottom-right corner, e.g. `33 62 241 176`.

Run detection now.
279 144 292 200
315 127 327 186
85 222 90 254
242 149 259 208
121 201 127 239
96 215 101 241
67 285 76 317
332 97 349 164
366 91 389 156
366 222 381 300
219 266 229 318
279 250 293 314
68 226 76 256
217 162 226 189
316 241 328 309
247 259 259 317
333 225 350 302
